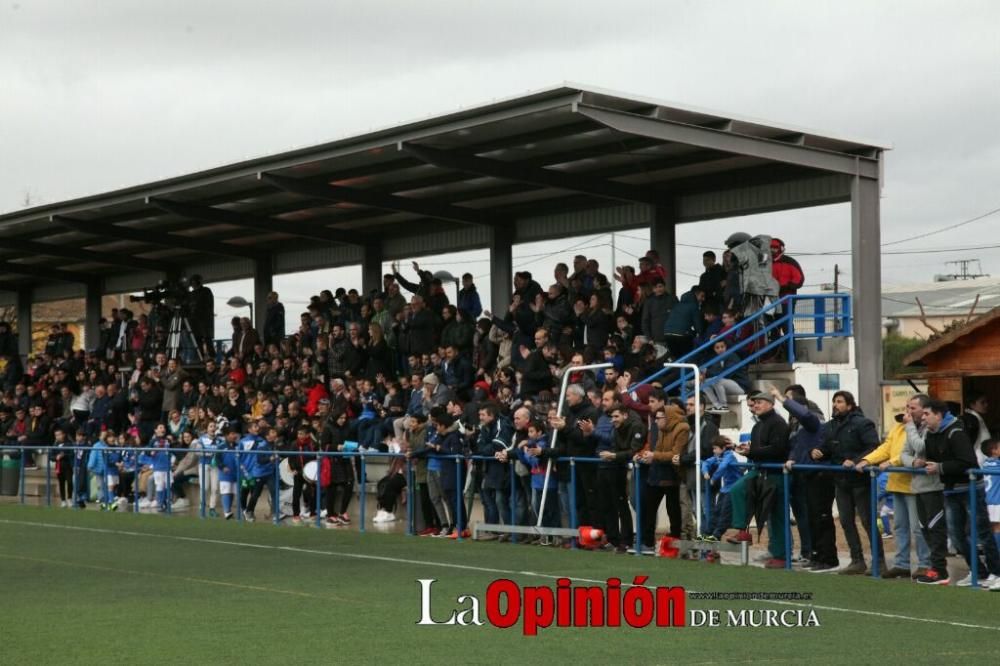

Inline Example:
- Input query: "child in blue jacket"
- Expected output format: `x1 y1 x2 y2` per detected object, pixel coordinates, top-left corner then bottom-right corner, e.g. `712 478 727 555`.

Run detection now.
215 428 242 520
87 432 120 510
701 437 741 540
516 420 559 532
149 424 172 512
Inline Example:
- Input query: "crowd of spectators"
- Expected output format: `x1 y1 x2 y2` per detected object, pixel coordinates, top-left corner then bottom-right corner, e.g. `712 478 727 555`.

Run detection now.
1 236 998 588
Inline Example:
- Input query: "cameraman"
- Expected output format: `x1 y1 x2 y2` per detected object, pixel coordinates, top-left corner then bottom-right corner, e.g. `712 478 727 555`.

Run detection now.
188 275 215 357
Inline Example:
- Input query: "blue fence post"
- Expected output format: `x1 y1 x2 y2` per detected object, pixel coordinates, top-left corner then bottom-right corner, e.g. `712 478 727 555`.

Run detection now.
100 450 108 509
633 462 642 556
72 448 79 509
273 453 281 526
782 467 792 569
19 449 26 505
786 307 796 363
199 457 206 519
406 459 414 536
969 472 979 589
454 456 463 540
359 454 367 533
236 450 243 523
166 453 173 515
509 462 518 544
869 468 880 578
315 451 323 529
133 447 140 513
45 447 52 507
569 458 578 549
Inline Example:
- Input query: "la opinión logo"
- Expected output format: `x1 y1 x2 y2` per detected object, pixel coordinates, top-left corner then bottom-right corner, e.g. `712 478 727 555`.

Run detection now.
417 577 686 635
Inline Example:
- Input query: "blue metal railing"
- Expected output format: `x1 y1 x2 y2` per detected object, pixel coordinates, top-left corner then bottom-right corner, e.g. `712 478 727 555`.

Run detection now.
6 442 996 587
629 293 852 395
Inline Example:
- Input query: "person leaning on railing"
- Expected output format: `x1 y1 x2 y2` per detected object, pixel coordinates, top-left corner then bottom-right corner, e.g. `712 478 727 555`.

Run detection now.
918 400 1000 587
855 395 933 580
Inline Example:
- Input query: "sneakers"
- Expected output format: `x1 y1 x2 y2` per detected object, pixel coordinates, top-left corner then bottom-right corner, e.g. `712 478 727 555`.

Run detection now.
954 573 973 587
339 513 351 525
838 560 868 576
447 529 472 540
433 527 452 538
956 573 1000 588
881 567 911 579
706 406 730 415
764 558 786 569
171 498 190 510
291 516 303 525
726 530 752 545
224 512 234 520
417 527 438 536
700 535 719 542
914 569 949 585
808 562 839 573
138 498 154 509
244 512 255 523
991 576 1000 591
911 567 929 580
326 515 344 526
372 509 387 523
372 510 398 524
497 533 511 543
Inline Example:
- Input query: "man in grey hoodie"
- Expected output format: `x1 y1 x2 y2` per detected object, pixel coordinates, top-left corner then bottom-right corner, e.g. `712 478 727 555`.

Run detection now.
900 394 949 584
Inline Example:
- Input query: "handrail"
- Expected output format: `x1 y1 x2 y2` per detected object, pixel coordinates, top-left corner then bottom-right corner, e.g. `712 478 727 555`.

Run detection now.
628 292 851 393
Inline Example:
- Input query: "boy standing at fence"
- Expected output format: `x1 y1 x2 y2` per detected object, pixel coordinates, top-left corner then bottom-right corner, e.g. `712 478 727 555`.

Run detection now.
702 437 740 540
52 427 73 507
149 424 172 512
216 428 241 520
982 439 1000 570
73 430 90 509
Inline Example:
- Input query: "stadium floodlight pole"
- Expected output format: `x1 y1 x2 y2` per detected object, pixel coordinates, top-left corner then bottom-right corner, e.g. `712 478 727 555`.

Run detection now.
536 363 612 529
659 362 701 538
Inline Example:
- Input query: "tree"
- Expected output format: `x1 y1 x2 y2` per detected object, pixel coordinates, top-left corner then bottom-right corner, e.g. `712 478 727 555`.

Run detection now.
883 333 924 379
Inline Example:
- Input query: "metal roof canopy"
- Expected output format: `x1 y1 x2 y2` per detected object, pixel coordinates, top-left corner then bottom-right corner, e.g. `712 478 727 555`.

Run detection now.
0 83 885 291
0 83 887 420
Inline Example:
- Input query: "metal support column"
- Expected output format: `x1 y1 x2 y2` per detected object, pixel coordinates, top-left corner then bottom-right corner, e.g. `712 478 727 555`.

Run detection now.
651 203 678 296
16 288 32 359
361 242 383 297
851 173 883 426
84 280 103 351
490 226 514 316
253 256 273 336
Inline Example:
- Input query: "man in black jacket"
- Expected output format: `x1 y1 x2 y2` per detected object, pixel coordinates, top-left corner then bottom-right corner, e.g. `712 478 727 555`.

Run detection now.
728 391 789 567
920 400 1000 585
518 336 556 399
263 291 285 346
814 390 881 575
597 404 645 551
542 385 601 526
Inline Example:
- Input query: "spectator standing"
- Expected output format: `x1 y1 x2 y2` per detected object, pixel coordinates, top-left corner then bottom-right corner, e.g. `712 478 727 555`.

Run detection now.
698 251 727 309
263 291 285 346
815 391 883 575
856 396 932 578
457 273 483 320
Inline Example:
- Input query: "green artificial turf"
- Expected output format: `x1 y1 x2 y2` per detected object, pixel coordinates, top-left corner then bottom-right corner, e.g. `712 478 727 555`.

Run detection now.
0 504 997 665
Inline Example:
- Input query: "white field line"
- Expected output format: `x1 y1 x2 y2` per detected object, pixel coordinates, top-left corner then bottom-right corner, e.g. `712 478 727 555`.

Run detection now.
2 518 998 632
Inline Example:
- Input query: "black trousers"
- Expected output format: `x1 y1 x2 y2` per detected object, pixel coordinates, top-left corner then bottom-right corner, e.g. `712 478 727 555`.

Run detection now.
834 475 877 564
641 484 681 547
57 464 73 501
597 468 632 546
576 465 599 527
417 481 440 531
326 480 353 516
378 473 406 513
292 474 316 516
806 471 838 566
246 476 277 515
118 471 135 499
915 491 949 575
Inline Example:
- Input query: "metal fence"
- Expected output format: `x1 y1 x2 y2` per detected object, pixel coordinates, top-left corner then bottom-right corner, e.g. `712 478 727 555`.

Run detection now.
3 444 996 587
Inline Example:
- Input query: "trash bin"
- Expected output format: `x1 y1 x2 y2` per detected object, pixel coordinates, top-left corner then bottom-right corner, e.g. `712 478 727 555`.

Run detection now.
1 455 20 496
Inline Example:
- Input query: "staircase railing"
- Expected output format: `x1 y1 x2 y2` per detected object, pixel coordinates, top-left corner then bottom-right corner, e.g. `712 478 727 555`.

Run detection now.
627 293 852 396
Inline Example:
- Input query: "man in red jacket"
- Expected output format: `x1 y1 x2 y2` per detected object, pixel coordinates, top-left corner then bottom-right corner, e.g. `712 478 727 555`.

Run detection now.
770 238 804 341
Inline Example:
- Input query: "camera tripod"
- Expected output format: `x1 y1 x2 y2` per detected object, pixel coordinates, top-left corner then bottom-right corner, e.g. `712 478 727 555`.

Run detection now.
165 310 204 364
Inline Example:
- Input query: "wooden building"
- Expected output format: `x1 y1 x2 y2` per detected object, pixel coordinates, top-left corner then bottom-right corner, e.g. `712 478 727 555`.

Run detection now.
902 307 1000 419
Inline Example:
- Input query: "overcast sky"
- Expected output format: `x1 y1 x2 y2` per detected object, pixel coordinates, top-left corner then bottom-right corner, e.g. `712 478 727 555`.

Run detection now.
3 1 1000 332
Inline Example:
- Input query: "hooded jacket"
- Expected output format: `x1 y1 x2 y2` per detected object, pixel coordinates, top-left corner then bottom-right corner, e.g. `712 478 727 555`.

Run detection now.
748 407 789 464
783 398 825 466
663 291 702 337
901 421 943 493
922 413 978 490
647 404 688 486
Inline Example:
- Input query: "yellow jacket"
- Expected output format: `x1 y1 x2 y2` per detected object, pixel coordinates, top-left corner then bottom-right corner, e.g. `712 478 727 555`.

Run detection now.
861 423 911 494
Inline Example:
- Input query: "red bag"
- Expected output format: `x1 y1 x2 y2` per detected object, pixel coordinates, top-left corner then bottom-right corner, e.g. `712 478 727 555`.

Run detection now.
320 457 332 487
